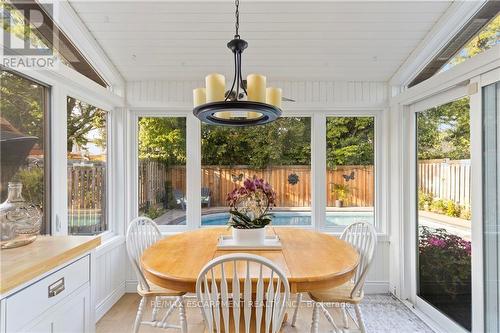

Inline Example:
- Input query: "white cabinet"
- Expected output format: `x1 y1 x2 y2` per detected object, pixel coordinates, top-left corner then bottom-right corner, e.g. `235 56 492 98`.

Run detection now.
21 285 90 333
1 255 93 333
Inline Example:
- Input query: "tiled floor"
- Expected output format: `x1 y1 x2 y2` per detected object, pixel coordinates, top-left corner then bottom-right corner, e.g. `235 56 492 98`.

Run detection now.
97 293 433 332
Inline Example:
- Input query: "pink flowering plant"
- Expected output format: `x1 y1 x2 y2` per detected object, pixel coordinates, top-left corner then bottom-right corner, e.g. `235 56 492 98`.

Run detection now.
419 226 471 297
226 177 276 229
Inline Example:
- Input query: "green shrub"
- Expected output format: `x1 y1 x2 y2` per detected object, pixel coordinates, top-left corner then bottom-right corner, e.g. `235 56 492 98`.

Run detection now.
445 200 461 217
419 226 471 297
430 199 446 213
429 198 462 218
14 167 44 208
418 190 434 210
145 206 165 220
460 209 471 220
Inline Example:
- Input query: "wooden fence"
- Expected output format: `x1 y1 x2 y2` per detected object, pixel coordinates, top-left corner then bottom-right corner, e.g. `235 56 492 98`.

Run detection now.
66 158 471 229
418 159 471 208
201 166 314 207
137 164 374 208
67 162 107 234
138 160 186 211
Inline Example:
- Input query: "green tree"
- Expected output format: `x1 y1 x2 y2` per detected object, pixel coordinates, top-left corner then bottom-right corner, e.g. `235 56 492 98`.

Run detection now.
138 117 186 165
449 15 499 67
0 71 45 143
0 72 106 154
201 117 311 168
326 117 374 167
417 98 470 160
67 97 106 153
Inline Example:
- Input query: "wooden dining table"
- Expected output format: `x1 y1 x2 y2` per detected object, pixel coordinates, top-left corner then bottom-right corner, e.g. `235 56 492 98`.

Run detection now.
141 227 359 294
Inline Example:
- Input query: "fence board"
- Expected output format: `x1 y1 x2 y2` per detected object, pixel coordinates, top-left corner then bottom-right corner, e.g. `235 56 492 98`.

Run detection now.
417 159 471 208
155 164 373 208
67 162 106 234
66 159 471 232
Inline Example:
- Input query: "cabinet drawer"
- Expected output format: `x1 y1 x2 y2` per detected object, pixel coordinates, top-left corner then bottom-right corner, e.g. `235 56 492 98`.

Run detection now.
5 255 90 333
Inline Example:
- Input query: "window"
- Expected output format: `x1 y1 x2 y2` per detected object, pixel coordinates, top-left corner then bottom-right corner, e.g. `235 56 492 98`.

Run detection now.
416 97 472 330
441 13 499 72
137 117 187 225
67 97 108 235
409 3 499 87
200 117 311 226
0 70 50 234
1 1 107 86
326 117 375 227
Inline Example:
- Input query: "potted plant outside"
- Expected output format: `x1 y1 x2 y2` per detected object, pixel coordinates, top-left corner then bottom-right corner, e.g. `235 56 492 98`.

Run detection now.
332 183 350 208
226 177 276 245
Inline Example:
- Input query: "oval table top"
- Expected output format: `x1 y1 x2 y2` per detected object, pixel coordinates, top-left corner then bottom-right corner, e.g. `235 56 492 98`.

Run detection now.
141 227 359 293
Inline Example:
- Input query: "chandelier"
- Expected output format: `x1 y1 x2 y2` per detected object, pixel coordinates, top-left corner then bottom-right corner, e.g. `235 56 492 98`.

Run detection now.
192 0 282 127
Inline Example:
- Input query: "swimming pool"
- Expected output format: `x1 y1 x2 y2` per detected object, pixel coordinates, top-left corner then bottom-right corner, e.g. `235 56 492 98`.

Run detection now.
196 211 374 226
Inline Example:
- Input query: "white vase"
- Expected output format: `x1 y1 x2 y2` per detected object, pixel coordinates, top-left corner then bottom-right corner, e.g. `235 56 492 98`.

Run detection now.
232 227 266 245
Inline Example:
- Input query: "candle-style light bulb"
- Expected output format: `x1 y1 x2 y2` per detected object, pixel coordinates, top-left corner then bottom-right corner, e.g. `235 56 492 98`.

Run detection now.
247 74 266 103
193 88 206 107
205 73 225 102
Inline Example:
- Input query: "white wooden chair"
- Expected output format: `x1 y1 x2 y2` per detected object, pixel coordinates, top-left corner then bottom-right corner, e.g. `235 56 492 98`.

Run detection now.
126 216 187 333
196 253 290 333
291 222 377 333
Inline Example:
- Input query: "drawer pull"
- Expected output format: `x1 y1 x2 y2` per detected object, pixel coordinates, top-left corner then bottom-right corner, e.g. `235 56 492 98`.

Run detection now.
48 277 65 298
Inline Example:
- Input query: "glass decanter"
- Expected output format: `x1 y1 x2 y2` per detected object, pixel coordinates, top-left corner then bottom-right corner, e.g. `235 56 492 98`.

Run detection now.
0 182 42 249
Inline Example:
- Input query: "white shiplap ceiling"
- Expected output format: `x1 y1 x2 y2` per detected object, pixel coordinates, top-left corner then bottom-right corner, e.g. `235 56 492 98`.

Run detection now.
69 1 452 82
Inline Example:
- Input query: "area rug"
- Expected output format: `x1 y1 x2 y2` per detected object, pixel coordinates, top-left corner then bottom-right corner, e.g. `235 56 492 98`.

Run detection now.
357 294 435 333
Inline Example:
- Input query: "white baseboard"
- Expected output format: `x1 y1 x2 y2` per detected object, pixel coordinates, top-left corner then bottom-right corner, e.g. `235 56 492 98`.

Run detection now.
124 280 389 295
364 281 390 294
125 280 139 293
95 281 126 321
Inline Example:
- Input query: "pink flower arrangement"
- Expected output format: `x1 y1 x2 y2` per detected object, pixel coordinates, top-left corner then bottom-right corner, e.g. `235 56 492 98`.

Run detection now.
227 177 276 208
226 176 276 229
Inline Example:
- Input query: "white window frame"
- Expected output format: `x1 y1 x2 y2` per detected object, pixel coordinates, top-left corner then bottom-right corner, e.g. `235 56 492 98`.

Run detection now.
392 45 500 333
129 109 194 233
321 109 386 235
128 107 387 236
9 65 124 242
407 88 470 333
65 92 113 239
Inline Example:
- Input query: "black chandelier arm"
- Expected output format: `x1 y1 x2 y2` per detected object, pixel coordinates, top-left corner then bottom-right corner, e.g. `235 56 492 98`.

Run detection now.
225 52 238 101
235 51 241 99
238 51 248 96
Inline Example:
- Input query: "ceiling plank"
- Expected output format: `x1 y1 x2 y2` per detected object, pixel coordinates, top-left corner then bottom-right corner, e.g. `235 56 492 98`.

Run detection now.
69 0 452 81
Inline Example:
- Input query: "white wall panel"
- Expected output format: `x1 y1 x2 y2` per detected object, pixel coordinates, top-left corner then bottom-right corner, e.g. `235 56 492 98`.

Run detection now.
366 240 391 293
94 239 127 321
126 80 388 108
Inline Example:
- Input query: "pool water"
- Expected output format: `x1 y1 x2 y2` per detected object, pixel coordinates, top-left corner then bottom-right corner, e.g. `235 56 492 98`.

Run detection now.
199 211 374 226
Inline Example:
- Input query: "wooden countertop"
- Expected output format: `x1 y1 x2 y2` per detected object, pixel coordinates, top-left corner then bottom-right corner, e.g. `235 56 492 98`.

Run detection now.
0 235 101 294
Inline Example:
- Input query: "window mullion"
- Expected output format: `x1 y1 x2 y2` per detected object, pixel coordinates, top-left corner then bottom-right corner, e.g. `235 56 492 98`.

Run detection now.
51 85 68 235
187 113 201 230
312 112 327 231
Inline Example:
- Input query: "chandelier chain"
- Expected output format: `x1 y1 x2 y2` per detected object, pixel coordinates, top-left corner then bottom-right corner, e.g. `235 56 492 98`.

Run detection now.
235 0 240 38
